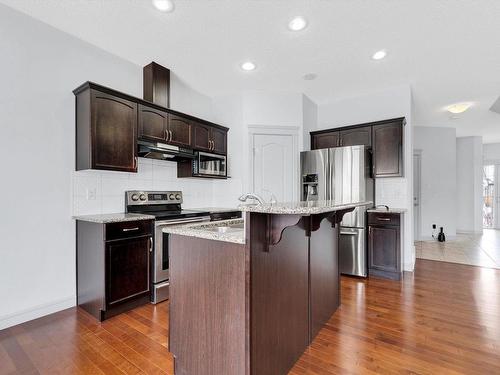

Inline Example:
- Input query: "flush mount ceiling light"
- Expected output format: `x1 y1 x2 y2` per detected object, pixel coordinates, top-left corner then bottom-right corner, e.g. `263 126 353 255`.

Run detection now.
241 61 256 71
446 102 473 114
372 50 387 60
152 0 175 12
288 16 308 31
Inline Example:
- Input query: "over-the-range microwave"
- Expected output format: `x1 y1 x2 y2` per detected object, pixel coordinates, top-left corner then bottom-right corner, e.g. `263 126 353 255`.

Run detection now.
192 151 227 178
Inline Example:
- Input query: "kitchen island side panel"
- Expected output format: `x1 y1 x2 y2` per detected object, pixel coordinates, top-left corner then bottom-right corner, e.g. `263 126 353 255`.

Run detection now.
249 213 309 375
309 217 340 339
168 236 248 375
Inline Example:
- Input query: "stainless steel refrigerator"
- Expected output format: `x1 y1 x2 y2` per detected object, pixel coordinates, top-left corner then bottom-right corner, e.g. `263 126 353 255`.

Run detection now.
300 146 374 277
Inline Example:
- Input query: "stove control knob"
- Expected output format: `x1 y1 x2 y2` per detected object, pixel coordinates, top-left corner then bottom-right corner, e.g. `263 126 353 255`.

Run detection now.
169 193 175 200
131 194 139 201
175 193 181 200
139 194 147 201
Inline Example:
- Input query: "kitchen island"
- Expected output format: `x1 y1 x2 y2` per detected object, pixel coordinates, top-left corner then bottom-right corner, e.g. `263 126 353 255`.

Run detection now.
164 201 371 375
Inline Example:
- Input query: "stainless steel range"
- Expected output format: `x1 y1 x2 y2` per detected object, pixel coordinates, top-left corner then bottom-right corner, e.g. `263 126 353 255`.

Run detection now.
125 191 210 303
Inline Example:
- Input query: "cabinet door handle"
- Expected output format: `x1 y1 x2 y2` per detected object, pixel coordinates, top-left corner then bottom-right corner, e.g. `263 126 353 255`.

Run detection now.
169 130 173 142
165 129 169 141
148 237 152 252
122 227 139 232
133 157 137 170
376 217 391 221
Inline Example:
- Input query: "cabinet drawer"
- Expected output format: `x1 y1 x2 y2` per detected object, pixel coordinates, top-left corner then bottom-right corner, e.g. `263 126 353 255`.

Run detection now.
105 220 153 241
368 212 400 226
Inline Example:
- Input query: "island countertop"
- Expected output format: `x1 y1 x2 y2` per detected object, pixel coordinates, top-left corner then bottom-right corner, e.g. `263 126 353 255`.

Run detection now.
163 218 245 244
238 200 373 215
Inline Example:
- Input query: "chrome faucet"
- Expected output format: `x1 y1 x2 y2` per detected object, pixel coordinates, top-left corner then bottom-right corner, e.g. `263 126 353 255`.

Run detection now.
238 193 265 205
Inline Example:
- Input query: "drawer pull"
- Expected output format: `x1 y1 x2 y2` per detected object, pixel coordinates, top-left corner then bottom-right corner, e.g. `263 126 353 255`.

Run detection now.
376 217 391 221
122 227 140 232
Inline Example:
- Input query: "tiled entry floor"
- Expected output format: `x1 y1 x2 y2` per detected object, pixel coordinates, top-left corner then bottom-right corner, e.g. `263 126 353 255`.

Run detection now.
415 229 500 269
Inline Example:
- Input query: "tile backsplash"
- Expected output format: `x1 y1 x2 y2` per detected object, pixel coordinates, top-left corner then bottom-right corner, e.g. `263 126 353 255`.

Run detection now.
72 158 242 215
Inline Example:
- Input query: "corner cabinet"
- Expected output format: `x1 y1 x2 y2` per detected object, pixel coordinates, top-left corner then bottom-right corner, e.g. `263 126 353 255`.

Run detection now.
368 212 402 280
76 87 138 172
310 118 404 178
76 219 153 321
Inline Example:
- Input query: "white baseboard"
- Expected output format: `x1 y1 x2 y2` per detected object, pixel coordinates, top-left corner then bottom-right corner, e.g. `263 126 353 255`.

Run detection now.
457 230 483 235
0 296 76 330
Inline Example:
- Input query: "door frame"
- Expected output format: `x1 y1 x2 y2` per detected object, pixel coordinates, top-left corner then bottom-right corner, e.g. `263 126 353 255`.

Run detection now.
413 150 422 241
248 125 300 201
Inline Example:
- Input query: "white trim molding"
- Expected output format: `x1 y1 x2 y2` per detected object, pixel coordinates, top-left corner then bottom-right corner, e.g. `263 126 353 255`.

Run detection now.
0 296 76 330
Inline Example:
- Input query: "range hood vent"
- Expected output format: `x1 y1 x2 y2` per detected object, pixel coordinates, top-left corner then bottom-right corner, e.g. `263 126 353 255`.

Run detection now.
143 62 170 108
138 140 194 161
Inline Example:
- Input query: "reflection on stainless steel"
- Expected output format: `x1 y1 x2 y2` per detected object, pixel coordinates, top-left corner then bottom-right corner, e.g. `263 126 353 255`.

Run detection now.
300 146 374 277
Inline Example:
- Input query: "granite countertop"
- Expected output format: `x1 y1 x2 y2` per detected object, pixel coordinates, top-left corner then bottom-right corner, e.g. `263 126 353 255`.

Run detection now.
367 207 407 213
238 201 373 215
73 213 155 223
163 218 245 244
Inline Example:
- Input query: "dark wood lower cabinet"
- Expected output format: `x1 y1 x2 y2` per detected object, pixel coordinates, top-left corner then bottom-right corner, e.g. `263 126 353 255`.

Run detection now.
106 236 150 308
368 212 402 280
76 219 153 321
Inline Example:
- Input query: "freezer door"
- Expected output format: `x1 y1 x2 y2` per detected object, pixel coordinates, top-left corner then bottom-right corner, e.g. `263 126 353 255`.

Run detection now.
339 227 367 277
300 149 330 201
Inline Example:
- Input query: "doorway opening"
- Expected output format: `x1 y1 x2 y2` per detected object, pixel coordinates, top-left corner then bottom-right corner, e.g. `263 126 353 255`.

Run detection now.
483 165 496 228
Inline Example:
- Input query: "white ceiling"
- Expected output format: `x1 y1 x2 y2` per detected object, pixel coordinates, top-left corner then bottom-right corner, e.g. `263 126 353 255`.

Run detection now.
2 0 500 142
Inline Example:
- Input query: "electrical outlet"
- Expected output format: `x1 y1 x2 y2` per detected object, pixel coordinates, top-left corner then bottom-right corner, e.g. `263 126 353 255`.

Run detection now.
86 188 97 200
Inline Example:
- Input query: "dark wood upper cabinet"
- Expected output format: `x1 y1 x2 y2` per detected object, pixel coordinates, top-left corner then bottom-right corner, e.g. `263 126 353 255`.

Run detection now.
75 82 229 173
76 87 138 172
372 121 403 177
339 126 372 147
211 127 227 154
311 131 339 149
193 123 211 151
138 104 168 143
168 115 192 148
310 118 404 178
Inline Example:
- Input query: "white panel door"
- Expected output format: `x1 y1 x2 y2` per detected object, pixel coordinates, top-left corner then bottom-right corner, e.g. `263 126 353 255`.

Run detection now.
252 134 295 202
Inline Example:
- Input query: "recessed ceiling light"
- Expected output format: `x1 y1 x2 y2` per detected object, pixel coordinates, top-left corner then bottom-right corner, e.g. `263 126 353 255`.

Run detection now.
372 50 387 60
241 61 256 71
303 73 317 81
152 0 175 12
446 102 473 114
288 16 308 31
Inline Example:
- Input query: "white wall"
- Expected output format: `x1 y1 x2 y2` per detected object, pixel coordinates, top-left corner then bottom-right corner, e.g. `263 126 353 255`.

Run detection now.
413 127 457 239
211 91 306 206
484 143 500 164
302 94 318 150
456 137 483 233
0 4 216 329
317 85 415 271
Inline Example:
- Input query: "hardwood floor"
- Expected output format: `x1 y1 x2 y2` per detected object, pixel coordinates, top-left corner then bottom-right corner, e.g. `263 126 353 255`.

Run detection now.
1 259 499 374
